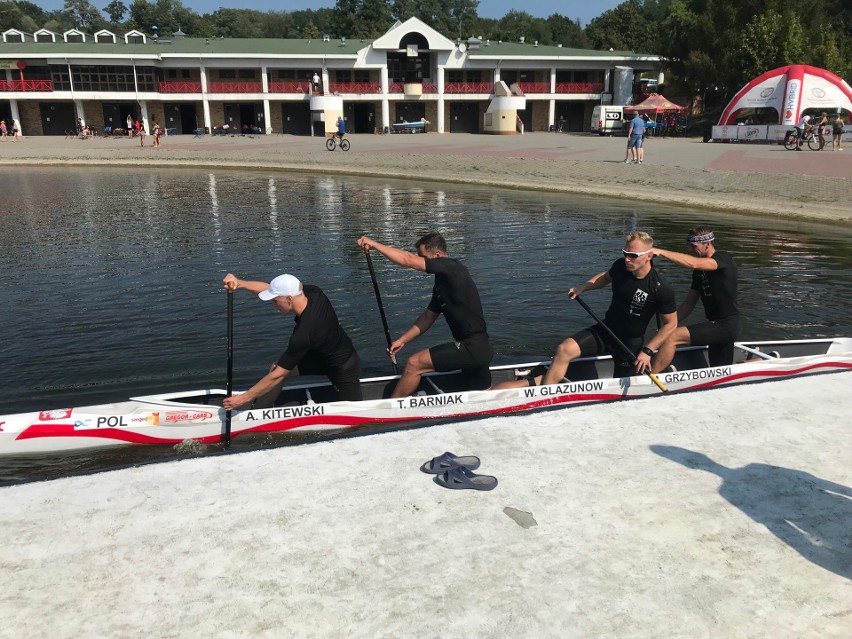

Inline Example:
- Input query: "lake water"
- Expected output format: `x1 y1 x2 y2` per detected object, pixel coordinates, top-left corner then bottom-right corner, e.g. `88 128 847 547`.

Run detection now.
1 166 851 482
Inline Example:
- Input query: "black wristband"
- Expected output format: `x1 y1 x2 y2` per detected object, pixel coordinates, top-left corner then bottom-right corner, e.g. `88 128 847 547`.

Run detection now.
641 346 657 357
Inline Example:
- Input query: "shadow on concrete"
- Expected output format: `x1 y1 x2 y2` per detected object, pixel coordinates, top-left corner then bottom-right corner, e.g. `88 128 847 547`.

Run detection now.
650 445 852 580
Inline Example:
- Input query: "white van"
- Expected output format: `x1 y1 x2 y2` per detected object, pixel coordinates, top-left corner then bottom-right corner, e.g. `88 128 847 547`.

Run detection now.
591 106 625 136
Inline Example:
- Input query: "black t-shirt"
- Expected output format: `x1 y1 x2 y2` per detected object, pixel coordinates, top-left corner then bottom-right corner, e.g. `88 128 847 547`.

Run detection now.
276 285 357 372
691 250 739 320
604 260 677 340
424 257 488 341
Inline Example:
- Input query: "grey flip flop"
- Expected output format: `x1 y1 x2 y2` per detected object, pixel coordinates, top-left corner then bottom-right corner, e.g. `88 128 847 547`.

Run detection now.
433 466 498 491
420 451 481 474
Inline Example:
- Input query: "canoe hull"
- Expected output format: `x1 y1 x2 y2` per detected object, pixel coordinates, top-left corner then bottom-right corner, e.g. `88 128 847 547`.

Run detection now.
2 339 850 456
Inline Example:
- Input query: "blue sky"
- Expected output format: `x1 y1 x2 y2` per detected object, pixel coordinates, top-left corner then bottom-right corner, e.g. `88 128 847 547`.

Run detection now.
36 1 621 27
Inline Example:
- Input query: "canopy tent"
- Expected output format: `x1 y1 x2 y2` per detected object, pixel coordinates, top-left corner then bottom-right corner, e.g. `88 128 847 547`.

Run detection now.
624 93 686 115
718 65 852 125
624 93 688 136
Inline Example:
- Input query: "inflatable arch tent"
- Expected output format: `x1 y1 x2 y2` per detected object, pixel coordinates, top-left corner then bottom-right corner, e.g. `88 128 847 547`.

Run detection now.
718 64 852 125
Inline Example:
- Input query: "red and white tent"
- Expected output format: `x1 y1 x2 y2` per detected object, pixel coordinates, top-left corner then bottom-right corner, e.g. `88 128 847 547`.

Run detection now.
718 64 852 125
624 93 686 115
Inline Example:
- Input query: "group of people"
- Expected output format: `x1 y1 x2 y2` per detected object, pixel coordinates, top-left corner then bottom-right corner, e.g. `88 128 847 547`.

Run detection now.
222 226 739 411
121 115 164 146
125 115 142 138
793 112 846 151
0 119 19 141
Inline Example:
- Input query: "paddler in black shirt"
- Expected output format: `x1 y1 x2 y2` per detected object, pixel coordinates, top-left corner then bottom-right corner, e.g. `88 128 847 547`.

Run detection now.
493 231 678 389
222 273 362 409
357 232 493 398
650 226 740 371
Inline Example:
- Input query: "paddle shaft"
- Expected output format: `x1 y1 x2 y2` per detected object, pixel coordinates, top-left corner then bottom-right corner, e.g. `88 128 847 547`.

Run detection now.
364 246 399 374
573 295 668 392
224 289 234 446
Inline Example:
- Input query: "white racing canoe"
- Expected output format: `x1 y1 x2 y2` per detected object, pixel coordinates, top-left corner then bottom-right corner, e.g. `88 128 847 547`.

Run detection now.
1 339 850 456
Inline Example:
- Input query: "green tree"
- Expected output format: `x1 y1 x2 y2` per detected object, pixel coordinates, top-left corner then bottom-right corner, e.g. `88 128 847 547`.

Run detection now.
728 10 806 87
389 0 478 38
354 0 393 38
12 0 48 25
63 0 105 31
546 13 589 48
585 0 656 52
489 10 547 45
206 8 265 38
103 0 127 23
260 11 295 38
290 9 335 38
0 1 40 31
390 0 413 20
333 0 358 38
811 23 847 78
302 20 322 39
127 0 203 36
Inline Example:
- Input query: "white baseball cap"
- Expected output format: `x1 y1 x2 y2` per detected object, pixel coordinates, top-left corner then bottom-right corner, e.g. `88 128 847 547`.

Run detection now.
258 274 303 300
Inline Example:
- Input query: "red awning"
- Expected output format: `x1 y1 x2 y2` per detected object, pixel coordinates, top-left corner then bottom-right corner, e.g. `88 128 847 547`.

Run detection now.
624 93 686 114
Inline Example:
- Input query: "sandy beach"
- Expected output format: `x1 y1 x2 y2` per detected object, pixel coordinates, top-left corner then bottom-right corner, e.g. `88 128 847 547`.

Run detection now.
1 132 851 637
0 373 850 638
1 131 850 224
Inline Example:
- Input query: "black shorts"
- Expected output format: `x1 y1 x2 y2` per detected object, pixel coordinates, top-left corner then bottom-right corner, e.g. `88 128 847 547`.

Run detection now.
686 315 741 367
572 325 642 377
429 334 494 390
299 351 363 401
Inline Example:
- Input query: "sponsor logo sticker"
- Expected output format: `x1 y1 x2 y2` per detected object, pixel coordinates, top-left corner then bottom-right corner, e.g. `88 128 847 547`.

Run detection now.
164 410 214 423
39 409 72 421
784 80 799 121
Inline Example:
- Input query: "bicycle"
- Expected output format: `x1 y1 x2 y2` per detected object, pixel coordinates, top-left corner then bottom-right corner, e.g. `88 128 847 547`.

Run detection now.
783 126 824 151
325 134 350 151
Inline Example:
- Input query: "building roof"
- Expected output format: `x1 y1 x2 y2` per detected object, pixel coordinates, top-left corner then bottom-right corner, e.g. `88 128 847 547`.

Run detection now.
466 41 656 60
0 37 367 58
1 14 659 63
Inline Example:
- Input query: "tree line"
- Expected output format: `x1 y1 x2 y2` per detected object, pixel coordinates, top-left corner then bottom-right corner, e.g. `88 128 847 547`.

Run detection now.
2 0 850 113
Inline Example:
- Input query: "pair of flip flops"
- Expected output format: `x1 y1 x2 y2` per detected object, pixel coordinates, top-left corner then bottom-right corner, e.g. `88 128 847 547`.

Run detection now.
420 451 498 491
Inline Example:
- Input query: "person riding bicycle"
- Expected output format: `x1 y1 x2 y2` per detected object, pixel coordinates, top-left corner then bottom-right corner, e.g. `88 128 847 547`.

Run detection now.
793 114 812 150
334 116 346 142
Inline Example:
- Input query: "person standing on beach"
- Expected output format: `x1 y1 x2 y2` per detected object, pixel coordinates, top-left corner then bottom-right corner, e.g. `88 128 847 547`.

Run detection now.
138 122 146 147
625 112 645 163
126 114 133 137
0 120 6 141
222 273 363 408
152 121 161 147
493 232 677 389
815 112 830 149
650 226 740 372
832 114 845 151
356 232 494 397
